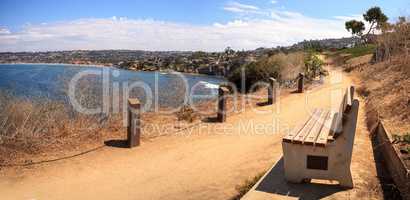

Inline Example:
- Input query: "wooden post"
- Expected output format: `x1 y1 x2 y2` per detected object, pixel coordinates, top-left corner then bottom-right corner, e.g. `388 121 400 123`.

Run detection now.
127 98 141 148
298 73 304 93
217 86 229 123
268 78 278 104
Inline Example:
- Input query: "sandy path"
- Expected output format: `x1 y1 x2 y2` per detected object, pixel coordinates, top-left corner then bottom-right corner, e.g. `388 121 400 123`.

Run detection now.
0 64 382 199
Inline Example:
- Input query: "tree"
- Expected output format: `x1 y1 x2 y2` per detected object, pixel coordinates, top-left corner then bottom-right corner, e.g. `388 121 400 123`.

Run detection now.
363 6 388 35
398 16 407 24
345 20 365 37
192 51 206 59
224 47 235 55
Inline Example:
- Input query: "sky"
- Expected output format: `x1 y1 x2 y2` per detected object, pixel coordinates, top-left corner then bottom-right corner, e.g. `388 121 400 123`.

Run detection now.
0 0 409 52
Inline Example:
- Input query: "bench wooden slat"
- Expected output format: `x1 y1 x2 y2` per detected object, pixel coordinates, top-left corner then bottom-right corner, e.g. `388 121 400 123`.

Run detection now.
304 110 330 145
345 86 355 113
293 109 323 143
282 109 319 143
283 123 306 143
346 87 352 108
342 92 348 113
334 91 347 135
317 111 336 146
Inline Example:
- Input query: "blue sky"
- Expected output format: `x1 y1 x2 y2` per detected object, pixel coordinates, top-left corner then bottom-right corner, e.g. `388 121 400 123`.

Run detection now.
0 0 409 52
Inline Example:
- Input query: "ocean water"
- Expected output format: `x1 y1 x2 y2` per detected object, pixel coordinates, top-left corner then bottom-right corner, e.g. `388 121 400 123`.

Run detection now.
0 64 226 109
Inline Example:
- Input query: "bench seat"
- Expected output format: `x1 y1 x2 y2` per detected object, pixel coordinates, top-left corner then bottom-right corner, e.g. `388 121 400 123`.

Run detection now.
283 109 335 146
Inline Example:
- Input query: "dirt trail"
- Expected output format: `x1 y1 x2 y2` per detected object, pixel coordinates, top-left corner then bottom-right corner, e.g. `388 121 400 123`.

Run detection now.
0 61 383 199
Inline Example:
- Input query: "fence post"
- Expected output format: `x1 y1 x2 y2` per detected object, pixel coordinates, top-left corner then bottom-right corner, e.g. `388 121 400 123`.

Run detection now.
217 86 229 123
127 98 141 148
268 78 278 104
298 73 304 93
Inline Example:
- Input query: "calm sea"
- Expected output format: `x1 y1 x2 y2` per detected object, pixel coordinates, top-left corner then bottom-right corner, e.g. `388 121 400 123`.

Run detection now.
0 64 225 109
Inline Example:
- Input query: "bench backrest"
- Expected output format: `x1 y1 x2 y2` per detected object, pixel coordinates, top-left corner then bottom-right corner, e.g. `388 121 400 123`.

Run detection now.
332 86 355 137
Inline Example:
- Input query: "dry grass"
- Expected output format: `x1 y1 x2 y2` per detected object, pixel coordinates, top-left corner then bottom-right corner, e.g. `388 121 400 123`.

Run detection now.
352 55 410 135
229 172 265 200
175 105 197 123
0 91 125 165
275 52 305 80
374 18 410 63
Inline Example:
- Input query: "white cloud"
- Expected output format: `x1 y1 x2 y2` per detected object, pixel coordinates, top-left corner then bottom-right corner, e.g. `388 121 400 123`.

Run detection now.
333 14 363 21
0 9 354 52
224 1 260 14
0 28 11 34
271 0 278 4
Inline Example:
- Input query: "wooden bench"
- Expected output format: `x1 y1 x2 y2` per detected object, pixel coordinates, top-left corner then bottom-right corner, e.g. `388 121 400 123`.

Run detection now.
282 86 359 188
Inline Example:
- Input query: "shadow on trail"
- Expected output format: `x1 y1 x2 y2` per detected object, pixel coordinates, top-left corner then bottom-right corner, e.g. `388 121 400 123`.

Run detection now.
201 117 220 123
0 145 106 167
104 140 129 148
256 101 271 107
255 157 346 200
290 90 301 94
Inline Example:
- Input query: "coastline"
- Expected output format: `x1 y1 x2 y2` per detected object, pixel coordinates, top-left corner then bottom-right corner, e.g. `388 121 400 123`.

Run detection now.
0 62 113 68
0 62 227 78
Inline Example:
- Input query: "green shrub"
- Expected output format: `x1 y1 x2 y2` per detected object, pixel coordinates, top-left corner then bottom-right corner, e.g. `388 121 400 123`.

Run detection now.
337 44 376 58
403 133 410 144
391 133 410 144
304 52 326 79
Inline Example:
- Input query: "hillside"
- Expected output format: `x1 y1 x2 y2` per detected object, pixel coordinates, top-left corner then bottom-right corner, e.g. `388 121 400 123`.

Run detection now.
330 46 410 167
0 37 357 76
